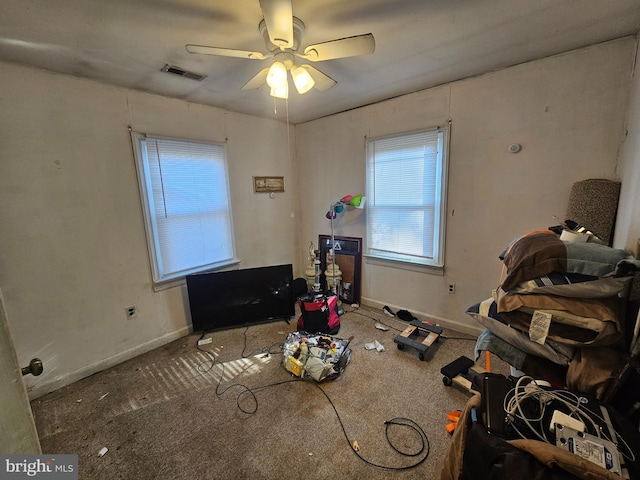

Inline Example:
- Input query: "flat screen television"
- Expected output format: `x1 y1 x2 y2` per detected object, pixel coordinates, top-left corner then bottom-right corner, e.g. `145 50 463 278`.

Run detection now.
186 264 295 333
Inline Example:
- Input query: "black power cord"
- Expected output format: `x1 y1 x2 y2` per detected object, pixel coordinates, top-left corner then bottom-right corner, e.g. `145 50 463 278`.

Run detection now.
239 326 284 358
194 330 431 471
310 381 430 471
196 330 290 414
341 306 404 332
342 306 478 343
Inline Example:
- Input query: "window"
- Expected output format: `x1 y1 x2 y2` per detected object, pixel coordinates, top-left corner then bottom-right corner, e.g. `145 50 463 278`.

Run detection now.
365 126 449 269
131 132 236 287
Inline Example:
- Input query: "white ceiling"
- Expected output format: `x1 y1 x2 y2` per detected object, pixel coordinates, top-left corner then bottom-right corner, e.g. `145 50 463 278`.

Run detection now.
2 0 640 124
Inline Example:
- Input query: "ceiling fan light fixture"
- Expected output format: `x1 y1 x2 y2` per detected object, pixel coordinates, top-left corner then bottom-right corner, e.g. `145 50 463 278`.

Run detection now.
186 0 374 99
266 61 287 88
270 81 288 99
291 65 314 94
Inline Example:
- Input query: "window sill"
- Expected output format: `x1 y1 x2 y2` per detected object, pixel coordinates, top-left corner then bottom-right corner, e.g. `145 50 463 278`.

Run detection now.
364 254 444 276
152 259 241 292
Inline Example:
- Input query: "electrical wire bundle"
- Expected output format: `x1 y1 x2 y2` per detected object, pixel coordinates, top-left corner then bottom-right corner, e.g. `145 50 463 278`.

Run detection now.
195 327 431 471
502 376 635 463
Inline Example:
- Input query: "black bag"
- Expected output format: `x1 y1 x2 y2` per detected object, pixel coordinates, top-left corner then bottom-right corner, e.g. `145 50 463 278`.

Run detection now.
297 292 341 334
292 277 308 299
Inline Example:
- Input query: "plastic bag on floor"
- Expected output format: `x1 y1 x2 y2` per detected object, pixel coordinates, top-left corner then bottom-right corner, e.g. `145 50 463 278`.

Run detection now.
282 331 352 382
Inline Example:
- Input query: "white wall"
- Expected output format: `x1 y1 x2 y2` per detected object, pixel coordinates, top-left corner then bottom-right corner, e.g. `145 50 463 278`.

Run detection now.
0 63 299 398
296 38 636 332
1 37 637 399
615 37 640 255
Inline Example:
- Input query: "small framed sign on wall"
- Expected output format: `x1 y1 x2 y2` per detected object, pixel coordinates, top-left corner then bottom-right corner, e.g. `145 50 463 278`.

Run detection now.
253 176 285 193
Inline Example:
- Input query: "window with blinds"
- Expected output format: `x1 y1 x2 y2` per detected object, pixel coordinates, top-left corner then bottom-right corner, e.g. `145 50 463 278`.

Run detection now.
131 132 237 286
365 126 449 268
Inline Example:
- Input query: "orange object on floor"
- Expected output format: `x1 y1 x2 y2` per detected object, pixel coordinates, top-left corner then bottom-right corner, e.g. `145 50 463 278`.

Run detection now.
485 351 491 372
446 410 462 434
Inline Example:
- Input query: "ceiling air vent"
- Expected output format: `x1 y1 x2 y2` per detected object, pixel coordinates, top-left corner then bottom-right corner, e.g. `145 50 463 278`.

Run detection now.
161 64 207 81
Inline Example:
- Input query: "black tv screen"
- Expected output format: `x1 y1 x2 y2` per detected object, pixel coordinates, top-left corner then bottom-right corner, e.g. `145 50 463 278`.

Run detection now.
186 264 295 333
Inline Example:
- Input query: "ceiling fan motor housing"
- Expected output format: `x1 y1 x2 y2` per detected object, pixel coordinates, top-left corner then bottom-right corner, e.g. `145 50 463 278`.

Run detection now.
273 51 296 69
259 17 305 52
187 0 374 95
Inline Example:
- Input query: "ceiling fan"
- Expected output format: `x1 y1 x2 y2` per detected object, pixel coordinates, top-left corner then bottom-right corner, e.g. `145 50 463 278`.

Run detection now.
185 0 375 99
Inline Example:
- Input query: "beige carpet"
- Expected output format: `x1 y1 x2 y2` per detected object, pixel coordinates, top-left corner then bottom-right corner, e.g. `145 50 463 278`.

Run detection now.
31 305 508 479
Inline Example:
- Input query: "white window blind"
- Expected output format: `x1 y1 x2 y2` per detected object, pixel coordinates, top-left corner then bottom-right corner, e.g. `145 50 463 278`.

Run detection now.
132 133 236 285
366 126 449 268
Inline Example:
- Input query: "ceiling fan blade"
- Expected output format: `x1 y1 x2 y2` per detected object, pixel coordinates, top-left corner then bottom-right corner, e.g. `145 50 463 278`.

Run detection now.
186 44 268 60
259 0 293 48
302 33 375 62
301 65 336 91
241 68 270 90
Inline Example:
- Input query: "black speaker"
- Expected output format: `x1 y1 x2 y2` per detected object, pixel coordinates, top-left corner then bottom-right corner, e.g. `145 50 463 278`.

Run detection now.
481 373 512 436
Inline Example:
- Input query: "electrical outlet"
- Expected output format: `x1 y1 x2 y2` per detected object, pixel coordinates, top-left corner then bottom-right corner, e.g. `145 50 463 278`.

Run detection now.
125 305 137 319
448 283 456 294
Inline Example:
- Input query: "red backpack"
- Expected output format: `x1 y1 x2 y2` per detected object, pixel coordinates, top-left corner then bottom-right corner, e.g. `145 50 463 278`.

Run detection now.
297 292 341 335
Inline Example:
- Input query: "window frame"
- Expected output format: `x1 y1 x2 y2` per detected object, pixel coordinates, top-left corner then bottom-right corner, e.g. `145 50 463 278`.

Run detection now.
365 125 450 272
131 131 238 290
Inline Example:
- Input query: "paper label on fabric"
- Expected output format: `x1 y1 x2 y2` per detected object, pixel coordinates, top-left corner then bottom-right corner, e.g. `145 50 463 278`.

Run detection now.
529 310 552 345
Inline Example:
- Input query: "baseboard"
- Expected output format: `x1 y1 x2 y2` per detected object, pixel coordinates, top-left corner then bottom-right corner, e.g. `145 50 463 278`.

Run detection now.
27 326 191 400
360 297 483 337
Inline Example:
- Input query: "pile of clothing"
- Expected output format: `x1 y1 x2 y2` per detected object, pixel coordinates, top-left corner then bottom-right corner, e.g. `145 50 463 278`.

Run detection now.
468 228 639 400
